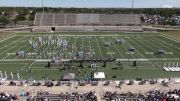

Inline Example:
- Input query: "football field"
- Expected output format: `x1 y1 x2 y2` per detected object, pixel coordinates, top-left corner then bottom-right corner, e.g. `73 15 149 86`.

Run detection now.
0 32 180 80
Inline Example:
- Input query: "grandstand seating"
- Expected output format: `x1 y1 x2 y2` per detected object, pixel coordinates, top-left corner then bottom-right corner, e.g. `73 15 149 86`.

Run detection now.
34 13 141 26
54 14 65 26
66 14 77 25
34 91 97 101
41 13 54 26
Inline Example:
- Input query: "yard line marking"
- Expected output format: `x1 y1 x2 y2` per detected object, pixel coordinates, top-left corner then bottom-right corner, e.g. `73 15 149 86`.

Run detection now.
19 62 30 71
95 36 103 58
28 60 36 69
116 58 148 61
45 36 55 59
28 36 46 60
24 36 45 59
123 67 159 70
152 37 180 57
0 37 20 50
0 59 35 61
128 38 156 67
72 36 78 57
63 36 72 59
11 38 34 59
108 37 124 58
81 36 84 47
30 67 159 70
16 34 160 37
46 36 72 59
159 33 180 49
116 36 131 58
88 36 93 58
3 38 31 59
143 39 172 58
127 38 147 59
121 36 136 59
0 36 24 50
16 34 120 37
0 58 179 62
159 34 180 44
141 37 166 59
88 36 99 58
148 58 180 61
0 63 27 64
150 36 180 57
132 37 163 68
30 68 59 70
101 36 114 58
132 37 155 58
0 35 16 43
0 36 27 56
3 44 27 59
47 36 54 59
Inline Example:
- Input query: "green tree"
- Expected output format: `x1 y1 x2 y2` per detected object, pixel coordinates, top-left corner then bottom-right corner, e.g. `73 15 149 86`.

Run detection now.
0 16 9 25
13 18 18 25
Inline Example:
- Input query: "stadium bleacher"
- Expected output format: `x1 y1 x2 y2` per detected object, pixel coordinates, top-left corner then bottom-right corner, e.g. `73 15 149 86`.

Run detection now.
54 14 65 26
33 91 97 101
33 13 142 32
34 13 141 26
40 13 54 26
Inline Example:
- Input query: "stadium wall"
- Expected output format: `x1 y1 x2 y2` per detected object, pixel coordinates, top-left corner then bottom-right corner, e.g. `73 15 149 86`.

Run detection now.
32 26 143 32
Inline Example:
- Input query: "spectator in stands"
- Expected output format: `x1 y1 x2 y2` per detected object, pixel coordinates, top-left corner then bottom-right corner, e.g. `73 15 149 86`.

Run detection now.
103 89 180 100
0 92 19 101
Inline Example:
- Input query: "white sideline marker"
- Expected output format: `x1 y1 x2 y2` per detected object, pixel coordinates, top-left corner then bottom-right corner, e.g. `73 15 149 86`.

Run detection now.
168 62 171 67
176 62 179 68
17 73 20 80
164 63 166 67
164 62 180 72
4 71 7 79
11 72 13 79
0 71 3 78
172 62 175 67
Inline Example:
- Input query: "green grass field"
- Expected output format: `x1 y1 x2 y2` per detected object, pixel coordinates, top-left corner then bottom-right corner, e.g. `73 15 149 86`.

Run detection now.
162 31 180 41
0 32 180 80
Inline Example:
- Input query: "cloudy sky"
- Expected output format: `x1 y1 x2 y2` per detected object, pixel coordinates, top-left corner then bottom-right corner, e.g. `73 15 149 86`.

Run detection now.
0 0 179 8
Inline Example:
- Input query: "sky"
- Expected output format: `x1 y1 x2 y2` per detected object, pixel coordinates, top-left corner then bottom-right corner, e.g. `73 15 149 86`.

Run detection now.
0 0 180 8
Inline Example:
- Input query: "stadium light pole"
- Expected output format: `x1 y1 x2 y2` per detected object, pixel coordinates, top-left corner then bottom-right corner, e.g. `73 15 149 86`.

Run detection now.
131 0 134 14
42 0 45 13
